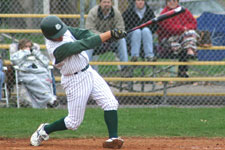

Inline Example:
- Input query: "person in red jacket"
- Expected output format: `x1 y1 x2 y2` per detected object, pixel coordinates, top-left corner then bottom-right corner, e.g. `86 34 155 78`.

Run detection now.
157 0 198 77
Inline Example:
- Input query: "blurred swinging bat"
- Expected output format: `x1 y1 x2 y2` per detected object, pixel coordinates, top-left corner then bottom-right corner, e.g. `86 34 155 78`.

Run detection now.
127 6 186 33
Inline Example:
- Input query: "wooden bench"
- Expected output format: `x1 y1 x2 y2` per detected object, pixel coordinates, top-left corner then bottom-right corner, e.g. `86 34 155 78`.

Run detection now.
4 60 225 103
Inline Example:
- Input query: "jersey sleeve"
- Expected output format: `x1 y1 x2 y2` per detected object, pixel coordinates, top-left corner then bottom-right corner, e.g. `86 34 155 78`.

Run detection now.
53 30 102 64
68 27 97 40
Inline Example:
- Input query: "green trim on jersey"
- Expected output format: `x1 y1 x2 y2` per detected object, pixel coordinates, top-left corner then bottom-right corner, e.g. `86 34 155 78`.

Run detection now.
53 27 102 64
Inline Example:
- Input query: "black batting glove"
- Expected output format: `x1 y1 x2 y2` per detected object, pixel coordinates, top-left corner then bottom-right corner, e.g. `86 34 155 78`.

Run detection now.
111 28 127 41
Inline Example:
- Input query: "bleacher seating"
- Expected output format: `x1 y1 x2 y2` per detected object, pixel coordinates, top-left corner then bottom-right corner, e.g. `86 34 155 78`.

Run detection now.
1 13 225 107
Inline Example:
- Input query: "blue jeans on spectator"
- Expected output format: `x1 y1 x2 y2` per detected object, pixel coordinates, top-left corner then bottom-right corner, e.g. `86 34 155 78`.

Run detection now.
128 27 154 59
86 38 128 70
0 59 5 100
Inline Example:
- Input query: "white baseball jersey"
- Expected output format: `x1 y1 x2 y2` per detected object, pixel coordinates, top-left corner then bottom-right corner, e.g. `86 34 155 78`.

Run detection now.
45 28 119 130
46 30 89 76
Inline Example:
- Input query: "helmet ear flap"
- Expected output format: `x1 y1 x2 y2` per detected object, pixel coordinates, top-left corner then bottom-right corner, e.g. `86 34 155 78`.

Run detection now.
40 15 68 40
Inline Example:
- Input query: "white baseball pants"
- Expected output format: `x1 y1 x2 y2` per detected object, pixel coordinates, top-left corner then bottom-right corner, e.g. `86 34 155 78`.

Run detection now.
61 66 119 130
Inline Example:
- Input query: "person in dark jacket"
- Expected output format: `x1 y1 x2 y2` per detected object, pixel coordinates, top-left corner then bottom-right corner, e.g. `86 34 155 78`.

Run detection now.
123 0 158 61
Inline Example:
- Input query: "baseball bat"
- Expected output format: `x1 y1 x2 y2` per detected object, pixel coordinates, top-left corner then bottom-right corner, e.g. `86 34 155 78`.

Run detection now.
127 6 186 33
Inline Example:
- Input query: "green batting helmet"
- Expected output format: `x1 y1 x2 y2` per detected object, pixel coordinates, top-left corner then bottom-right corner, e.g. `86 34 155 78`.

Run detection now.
40 15 68 39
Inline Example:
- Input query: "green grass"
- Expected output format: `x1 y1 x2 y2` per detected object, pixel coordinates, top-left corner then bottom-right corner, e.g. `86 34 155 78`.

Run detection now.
1 107 225 139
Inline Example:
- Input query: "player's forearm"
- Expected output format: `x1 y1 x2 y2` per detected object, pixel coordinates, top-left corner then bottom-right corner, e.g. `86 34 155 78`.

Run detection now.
100 29 127 43
99 31 111 42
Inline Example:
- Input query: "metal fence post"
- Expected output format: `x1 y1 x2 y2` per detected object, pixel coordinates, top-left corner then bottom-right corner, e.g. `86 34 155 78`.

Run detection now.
43 0 50 14
89 0 96 10
80 0 85 28
114 0 118 9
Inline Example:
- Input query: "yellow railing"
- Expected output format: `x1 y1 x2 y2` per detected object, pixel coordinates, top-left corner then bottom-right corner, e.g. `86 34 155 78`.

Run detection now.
4 60 225 66
48 92 225 97
53 76 225 82
0 14 87 18
0 43 224 50
10 92 225 97
0 29 41 33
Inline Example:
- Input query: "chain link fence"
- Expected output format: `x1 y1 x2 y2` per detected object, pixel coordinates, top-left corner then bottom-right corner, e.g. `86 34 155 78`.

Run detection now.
1 0 225 108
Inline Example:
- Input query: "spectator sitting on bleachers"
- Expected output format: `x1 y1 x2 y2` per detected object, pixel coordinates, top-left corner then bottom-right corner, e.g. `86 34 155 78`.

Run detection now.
0 58 5 100
85 0 129 74
122 0 158 62
10 39 57 108
157 0 198 77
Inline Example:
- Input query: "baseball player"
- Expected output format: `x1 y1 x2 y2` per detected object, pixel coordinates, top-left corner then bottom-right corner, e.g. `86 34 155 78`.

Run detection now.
30 15 126 149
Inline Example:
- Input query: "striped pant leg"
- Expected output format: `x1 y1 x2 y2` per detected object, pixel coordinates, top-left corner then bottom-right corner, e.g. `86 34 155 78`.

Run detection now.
62 72 93 130
90 69 119 111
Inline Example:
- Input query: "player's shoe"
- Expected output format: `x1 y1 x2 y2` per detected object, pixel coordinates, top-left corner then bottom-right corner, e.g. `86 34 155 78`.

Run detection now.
30 123 49 146
103 137 124 149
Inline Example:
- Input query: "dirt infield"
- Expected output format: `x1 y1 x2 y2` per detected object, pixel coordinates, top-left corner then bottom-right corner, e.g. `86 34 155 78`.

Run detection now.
1 137 225 150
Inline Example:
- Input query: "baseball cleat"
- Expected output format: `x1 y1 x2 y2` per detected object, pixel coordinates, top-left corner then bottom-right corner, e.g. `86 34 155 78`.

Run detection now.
30 123 49 146
103 137 124 149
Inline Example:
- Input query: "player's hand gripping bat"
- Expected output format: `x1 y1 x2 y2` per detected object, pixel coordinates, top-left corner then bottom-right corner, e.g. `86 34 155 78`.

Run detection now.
127 6 186 33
